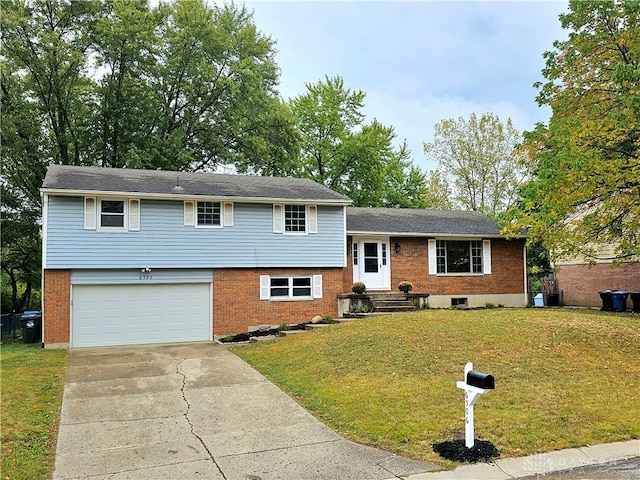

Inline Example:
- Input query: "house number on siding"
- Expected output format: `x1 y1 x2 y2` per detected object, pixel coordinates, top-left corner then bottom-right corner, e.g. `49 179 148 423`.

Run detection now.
139 275 153 280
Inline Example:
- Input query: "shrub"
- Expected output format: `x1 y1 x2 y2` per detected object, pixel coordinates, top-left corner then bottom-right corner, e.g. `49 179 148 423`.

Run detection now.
398 281 413 294
351 282 367 294
351 303 370 313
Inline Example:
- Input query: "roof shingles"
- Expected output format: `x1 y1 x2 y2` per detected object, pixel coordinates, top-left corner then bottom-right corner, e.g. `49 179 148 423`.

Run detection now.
41 165 352 203
346 207 503 236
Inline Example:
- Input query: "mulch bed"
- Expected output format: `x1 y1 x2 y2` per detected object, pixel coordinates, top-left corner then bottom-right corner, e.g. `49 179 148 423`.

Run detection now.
432 439 500 463
218 323 308 343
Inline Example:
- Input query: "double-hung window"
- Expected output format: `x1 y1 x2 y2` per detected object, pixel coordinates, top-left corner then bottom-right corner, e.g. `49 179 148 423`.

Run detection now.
285 205 306 233
429 239 491 275
197 201 221 226
100 200 125 228
273 204 317 234
270 277 312 298
184 201 233 227
260 274 323 300
85 197 139 232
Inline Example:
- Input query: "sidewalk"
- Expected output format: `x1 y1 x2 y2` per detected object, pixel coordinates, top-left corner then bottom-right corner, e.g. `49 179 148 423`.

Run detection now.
404 439 639 479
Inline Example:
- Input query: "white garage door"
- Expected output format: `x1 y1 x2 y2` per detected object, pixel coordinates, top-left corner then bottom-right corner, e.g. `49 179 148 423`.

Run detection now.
72 283 211 348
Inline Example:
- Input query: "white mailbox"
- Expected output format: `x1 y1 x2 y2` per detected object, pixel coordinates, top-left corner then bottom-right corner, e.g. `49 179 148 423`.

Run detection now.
456 362 494 448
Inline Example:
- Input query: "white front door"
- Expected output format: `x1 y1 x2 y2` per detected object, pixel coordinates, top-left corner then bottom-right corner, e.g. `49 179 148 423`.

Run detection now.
353 238 390 290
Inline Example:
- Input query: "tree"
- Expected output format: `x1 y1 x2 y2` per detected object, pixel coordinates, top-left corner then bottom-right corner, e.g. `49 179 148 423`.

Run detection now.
0 0 296 309
146 0 292 172
0 66 44 312
1 0 101 166
1 0 294 171
91 0 165 168
422 170 453 210
502 1 640 263
277 75 428 207
423 113 528 216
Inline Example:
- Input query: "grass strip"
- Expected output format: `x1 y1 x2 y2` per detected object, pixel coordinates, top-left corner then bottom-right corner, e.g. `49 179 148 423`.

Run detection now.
1 342 68 480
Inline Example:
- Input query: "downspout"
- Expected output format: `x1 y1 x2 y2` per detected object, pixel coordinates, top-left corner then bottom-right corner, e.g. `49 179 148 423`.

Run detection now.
523 242 528 306
41 192 48 348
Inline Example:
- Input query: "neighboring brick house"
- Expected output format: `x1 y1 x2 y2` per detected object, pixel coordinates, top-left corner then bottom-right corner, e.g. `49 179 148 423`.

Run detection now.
554 244 640 308
41 165 527 348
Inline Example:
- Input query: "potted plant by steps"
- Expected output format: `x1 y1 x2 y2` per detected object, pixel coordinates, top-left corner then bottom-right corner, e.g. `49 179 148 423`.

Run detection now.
351 282 367 294
398 281 413 294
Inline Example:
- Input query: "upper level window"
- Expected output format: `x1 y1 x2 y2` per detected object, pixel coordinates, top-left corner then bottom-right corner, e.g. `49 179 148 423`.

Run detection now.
100 200 125 228
273 204 317 234
197 201 221 226
85 197 139 231
285 205 306 232
436 240 483 274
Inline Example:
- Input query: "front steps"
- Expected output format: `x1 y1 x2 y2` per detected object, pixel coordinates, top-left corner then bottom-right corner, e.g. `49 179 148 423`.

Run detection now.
369 293 417 313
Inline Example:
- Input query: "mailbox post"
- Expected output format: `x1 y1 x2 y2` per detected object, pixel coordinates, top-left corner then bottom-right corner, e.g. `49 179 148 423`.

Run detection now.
456 362 494 448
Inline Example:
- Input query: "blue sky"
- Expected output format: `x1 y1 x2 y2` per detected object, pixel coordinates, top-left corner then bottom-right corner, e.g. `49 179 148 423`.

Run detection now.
244 1 569 171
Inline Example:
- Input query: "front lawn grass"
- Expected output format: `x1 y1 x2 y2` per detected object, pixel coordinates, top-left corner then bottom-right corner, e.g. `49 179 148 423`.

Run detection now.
230 309 640 466
1 341 68 480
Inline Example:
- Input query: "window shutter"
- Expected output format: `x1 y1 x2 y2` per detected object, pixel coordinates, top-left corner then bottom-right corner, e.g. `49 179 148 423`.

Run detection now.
312 275 323 299
223 202 234 227
428 239 437 275
84 197 96 230
308 205 318 234
260 275 270 300
184 201 195 226
483 240 492 274
273 204 283 233
129 199 140 231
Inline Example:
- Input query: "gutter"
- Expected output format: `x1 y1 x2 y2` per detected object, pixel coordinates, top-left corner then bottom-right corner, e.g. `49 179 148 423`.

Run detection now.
39 188 353 206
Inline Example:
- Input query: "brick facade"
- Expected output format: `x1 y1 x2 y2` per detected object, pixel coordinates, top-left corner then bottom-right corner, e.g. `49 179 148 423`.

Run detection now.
345 236 526 295
43 238 527 344
556 262 640 307
213 267 344 335
43 270 71 345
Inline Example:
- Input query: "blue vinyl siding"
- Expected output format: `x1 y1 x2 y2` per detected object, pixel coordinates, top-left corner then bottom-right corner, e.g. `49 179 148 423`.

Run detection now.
45 196 346 269
71 269 213 285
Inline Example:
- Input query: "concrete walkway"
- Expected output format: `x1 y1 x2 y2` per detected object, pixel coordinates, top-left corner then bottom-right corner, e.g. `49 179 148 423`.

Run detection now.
53 342 437 479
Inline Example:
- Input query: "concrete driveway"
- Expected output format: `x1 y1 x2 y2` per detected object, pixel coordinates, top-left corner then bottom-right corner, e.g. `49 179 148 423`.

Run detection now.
54 342 437 480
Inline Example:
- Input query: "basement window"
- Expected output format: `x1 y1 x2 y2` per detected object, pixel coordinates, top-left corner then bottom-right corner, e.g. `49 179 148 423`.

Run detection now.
451 298 468 308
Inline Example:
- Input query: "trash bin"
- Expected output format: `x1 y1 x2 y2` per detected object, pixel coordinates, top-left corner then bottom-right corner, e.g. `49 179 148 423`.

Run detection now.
599 290 613 311
546 293 560 306
20 311 42 343
630 292 640 313
534 293 544 307
610 291 628 312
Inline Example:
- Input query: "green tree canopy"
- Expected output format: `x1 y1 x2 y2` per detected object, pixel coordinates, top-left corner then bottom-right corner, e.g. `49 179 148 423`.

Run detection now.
0 0 293 310
1 65 44 312
271 75 428 207
422 170 454 210
1 0 292 171
502 0 640 263
423 113 527 217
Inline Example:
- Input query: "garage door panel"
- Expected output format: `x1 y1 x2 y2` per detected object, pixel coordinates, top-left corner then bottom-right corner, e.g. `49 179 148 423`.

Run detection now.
72 284 211 348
